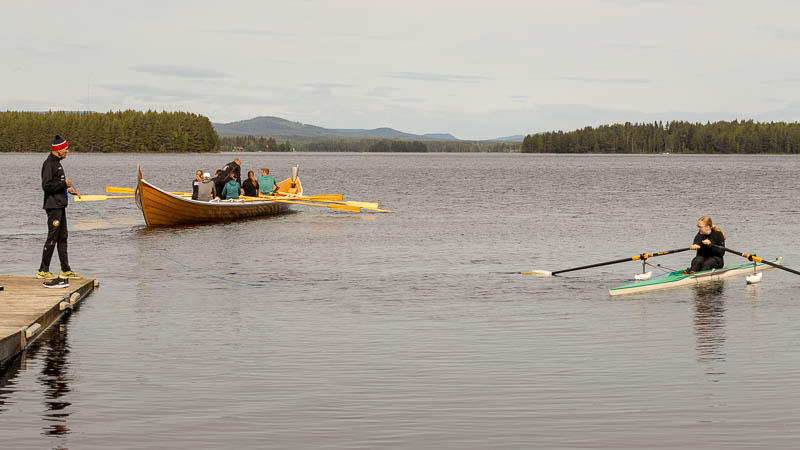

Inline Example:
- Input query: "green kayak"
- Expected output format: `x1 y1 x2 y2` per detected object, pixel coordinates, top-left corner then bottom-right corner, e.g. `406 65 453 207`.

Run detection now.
609 257 782 296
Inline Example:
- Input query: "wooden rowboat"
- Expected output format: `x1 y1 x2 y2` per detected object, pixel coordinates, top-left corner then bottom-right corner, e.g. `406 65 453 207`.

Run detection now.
135 167 303 228
608 257 782 296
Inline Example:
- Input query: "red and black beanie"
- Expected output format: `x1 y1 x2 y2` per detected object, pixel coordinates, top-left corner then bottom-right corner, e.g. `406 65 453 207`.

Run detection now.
52 135 68 151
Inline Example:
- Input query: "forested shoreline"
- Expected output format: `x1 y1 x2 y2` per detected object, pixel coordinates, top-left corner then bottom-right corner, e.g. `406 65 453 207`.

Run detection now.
0 110 218 152
218 135 517 152
521 120 800 154
4 112 800 154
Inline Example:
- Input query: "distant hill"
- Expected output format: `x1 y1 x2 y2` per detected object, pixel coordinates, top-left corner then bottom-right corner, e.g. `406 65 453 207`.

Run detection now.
213 116 335 138
494 135 525 142
213 116 460 141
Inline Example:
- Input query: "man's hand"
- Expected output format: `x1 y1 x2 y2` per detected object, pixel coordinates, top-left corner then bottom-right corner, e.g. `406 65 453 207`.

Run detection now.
65 179 73 188
68 188 81 198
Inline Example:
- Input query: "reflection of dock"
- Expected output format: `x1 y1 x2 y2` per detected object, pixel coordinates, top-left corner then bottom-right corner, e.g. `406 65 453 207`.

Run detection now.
0 275 97 367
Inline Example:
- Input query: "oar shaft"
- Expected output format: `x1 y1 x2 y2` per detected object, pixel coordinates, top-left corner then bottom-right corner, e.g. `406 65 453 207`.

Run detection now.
550 247 691 276
551 256 640 275
714 245 800 276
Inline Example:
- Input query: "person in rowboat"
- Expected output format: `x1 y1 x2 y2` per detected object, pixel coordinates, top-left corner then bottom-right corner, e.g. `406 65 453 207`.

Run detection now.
196 172 216 201
220 173 244 200
686 216 726 273
191 169 203 200
257 168 279 196
242 170 259 197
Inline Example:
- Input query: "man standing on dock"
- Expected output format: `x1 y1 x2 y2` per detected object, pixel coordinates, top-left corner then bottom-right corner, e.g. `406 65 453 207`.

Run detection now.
38 135 83 284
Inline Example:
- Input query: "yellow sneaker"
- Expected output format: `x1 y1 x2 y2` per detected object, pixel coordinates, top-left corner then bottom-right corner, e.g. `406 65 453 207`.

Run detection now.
37 271 58 279
59 270 83 279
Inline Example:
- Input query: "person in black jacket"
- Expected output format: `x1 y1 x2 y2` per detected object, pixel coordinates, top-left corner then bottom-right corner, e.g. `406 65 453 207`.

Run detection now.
687 216 726 273
217 158 242 186
38 135 82 280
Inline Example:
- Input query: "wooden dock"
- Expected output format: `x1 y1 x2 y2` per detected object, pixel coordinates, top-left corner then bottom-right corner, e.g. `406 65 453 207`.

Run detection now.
0 275 97 367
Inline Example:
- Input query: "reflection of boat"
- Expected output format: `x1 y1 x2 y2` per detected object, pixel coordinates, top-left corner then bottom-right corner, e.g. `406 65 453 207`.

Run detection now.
135 166 302 228
609 258 781 296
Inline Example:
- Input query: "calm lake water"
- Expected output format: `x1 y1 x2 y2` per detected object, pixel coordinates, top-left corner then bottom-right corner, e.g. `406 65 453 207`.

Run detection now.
1 152 800 449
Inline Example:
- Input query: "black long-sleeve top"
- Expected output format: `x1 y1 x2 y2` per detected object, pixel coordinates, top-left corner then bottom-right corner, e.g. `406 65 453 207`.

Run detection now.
693 229 725 261
41 153 68 209
242 178 258 197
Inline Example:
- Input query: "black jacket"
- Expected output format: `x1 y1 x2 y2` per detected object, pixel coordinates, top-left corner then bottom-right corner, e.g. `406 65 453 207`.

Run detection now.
693 229 725 260
41 153 68 209
218 160 241 185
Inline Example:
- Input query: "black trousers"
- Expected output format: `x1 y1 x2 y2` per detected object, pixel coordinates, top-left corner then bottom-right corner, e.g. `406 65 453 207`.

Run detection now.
690 255 723 273
39 208 70 273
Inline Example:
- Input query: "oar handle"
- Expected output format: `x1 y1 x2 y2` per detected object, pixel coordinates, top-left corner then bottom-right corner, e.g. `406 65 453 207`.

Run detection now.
712 245 800 276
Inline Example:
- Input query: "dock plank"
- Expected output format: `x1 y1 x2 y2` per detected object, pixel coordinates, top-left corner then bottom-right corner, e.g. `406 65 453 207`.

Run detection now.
0 274 97 366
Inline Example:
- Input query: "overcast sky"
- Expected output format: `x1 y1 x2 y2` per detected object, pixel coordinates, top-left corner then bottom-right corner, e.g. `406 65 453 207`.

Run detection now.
3 0 799 140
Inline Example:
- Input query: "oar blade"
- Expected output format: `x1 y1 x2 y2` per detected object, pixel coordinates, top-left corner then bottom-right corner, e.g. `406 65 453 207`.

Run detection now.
106 186 135 194
521 270 553 277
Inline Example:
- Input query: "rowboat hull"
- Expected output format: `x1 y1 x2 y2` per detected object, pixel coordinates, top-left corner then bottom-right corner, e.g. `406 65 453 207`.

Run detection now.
609 257 782 296
135 167 303 228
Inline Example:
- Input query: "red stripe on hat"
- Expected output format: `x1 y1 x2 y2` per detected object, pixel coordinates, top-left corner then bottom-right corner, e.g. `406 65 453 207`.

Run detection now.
52 140 68 151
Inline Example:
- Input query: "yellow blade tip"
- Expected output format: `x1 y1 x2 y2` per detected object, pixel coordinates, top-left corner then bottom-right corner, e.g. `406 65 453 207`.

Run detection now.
521 270 553 276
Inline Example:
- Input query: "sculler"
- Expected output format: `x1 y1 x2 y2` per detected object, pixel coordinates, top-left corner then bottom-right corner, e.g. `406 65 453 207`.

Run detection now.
687 216 726 274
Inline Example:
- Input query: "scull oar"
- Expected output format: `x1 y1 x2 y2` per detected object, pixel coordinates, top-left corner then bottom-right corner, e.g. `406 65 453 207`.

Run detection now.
522 247 691 277
712 245 800 276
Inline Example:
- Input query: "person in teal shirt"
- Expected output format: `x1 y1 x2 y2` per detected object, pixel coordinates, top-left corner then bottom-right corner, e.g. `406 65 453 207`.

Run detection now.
221 173 243 199
257 168 279 196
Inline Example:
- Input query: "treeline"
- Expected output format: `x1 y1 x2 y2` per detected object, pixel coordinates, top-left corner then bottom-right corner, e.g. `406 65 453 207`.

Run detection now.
220 136 518 153
521 120 800 154
0 110 218 152
218 135 294 152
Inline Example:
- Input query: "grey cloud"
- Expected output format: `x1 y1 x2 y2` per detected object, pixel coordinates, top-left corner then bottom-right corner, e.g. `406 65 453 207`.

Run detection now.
332 32 417 42
382 72 491 83
98 83 267 106
594 42 656 50
62 42 97 52
391 97 425 103
99 83 195 101
366 87 401 98
202 28 291 38
18 46 57 58
563 76 654 84
303 83 357 96
304 83 356 89
130 65 231 79
760 26 800 42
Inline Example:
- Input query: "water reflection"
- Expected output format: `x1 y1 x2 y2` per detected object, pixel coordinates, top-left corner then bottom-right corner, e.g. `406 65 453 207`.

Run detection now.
692 283 727 368
39 324 72 436
0 319 73 439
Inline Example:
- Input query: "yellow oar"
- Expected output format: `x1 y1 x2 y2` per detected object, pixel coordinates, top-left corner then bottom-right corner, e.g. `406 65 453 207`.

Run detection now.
263 195 379 209
262 193 344 201
74 195 134 202
106 186 136 193
107 186 190 196
109 186 344 202
241 196 361 212
245 196 390 212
